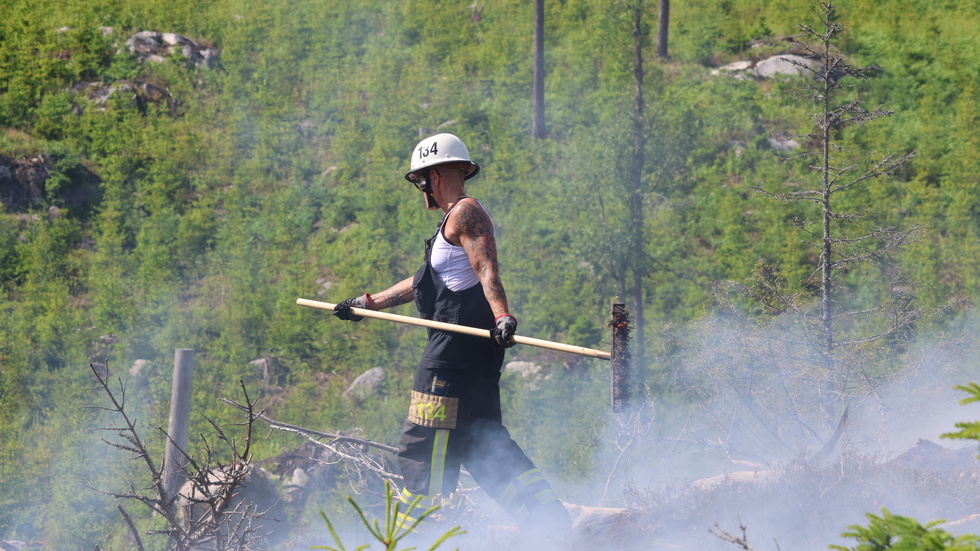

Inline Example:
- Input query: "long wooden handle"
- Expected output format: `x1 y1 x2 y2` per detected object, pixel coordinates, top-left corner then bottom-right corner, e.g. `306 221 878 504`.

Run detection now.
296 298 611 361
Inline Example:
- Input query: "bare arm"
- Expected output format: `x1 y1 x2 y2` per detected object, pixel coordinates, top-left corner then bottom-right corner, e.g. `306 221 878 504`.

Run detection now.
370 276 415 310
448 200 510 318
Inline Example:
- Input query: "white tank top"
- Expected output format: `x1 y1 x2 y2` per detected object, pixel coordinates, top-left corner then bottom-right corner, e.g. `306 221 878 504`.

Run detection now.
430 200 491 291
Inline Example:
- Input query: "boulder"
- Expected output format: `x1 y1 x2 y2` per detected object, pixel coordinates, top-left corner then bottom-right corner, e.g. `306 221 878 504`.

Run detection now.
176 466 287 547
344 367 385 402
754 54 820 79
0 152 102 213
711 54 823 81
563 501 628 536
260 441 338 509
505 361 543 378
767 134 801 151
249 356 288 385
691 469 773 492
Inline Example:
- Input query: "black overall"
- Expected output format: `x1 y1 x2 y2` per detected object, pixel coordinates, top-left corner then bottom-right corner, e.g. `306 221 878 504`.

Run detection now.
395 201 570 533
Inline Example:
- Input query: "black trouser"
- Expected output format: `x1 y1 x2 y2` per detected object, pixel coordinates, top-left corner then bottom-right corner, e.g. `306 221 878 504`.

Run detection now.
395 365 570 532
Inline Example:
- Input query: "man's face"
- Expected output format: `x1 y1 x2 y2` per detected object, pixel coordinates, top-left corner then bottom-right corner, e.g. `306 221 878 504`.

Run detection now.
412 170 440 210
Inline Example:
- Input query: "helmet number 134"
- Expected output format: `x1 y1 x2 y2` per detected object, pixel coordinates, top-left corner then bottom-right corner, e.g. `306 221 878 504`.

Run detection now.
418 142 439 159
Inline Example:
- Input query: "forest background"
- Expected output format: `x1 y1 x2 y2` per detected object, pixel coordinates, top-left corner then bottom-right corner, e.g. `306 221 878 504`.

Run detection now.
1 0 980 548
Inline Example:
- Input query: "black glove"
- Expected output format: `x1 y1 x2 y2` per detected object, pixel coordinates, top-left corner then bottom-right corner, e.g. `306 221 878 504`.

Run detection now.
333 295 372 322
491 314 518 348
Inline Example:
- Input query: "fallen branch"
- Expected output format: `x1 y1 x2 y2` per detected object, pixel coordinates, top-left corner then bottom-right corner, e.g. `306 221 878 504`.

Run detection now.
221 398 398 454
117 505 145 551
222 398 403 488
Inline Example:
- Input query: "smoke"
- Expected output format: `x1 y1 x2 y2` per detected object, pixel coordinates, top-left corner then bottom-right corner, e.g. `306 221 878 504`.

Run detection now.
577 311 980 551
367 310 980 551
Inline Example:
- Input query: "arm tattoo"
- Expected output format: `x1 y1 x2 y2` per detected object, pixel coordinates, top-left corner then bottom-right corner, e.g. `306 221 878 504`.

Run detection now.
375 284 414 309
455 203 508 310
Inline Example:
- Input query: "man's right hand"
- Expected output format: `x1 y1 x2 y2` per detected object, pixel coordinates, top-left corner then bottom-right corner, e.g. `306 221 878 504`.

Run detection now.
333 295 373 322
492 314 518 348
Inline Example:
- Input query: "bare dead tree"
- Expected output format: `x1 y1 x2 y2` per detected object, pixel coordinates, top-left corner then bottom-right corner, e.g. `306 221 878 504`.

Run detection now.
532 0 546 139
82 362 279 550
656 0 669 58
628 0 648 374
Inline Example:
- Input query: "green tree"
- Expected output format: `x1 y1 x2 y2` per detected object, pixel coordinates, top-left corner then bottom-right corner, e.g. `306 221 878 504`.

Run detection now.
829 508 980 551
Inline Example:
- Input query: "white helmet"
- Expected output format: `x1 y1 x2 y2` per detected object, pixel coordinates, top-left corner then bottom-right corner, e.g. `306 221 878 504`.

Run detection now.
405 133 480 183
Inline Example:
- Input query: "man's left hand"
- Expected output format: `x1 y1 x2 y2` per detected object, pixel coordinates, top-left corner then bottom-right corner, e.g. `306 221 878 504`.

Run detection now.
333 294 373 322
492 314 518 348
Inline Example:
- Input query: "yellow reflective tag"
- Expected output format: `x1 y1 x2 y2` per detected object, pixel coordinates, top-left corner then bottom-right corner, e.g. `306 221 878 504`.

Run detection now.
409 391 458 429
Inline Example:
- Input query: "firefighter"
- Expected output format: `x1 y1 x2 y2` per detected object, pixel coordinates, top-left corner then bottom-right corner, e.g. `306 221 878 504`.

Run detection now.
333 133 571 535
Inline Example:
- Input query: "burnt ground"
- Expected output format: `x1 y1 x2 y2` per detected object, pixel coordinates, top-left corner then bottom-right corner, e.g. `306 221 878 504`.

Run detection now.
576 439 980 551
274 439 980 551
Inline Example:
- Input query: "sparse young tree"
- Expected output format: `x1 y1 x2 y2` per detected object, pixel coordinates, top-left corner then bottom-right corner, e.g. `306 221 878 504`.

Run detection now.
757 0 921 398
667 0 941 462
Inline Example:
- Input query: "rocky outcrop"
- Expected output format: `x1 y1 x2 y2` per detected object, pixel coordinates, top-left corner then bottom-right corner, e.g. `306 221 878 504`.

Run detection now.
73 79 172 109
0 154 101 213
505 360 544 378
711 53 822 80
0 156 48 210
122 31 219 69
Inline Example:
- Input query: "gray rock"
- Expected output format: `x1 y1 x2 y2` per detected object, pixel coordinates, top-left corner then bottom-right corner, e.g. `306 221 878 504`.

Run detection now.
710 60 753 78
177 466 287 546
767 134 801 151
125 31 161 55
130 359 150 377
344 367 385 402
505 361 543 378
122 30 220 69
754 54 820 79
249 356 287 385
711 54 823 81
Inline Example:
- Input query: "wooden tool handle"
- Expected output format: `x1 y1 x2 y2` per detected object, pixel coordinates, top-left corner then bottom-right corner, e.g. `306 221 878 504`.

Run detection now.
296 298 611 361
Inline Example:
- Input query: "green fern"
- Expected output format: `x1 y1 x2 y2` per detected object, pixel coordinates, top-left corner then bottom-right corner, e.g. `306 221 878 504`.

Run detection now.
312 480 464 551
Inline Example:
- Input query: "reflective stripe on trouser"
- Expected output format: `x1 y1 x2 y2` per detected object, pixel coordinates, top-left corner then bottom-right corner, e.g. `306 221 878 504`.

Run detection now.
396 429 450 530
494 467 561 525
396 487 436 530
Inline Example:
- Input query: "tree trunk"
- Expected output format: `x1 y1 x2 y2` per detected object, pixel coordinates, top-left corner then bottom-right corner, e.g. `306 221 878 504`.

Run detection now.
532 0 547 139
820 29 833 355
657 0 669 58
630 2 647 371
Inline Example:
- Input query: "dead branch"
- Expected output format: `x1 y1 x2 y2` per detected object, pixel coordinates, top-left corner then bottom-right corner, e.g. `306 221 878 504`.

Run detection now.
82 361 189 549
84 362 274 550
116 505 145 551
711 520 757 550
221 398 402 487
